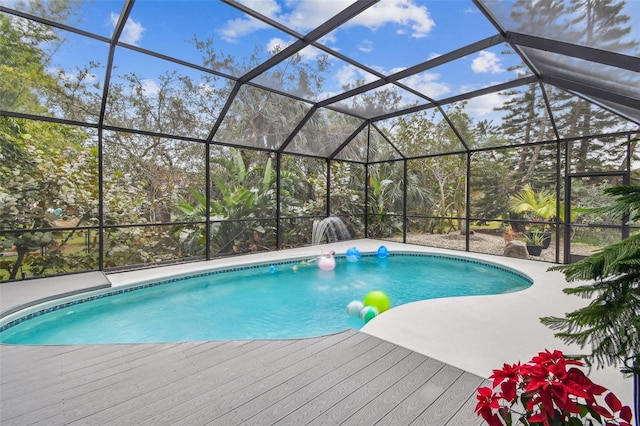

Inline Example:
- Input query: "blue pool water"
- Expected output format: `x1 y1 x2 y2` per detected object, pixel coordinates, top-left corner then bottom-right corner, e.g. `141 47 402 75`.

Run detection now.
0 253 532 344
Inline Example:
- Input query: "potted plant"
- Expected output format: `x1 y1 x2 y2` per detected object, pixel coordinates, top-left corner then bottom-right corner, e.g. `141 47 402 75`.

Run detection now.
509 185 555 249
475 349 633 426
528 220 552 249
525 231 545 256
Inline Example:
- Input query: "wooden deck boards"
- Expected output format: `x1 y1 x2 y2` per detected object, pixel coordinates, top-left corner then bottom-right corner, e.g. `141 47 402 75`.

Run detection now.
1 330 487 425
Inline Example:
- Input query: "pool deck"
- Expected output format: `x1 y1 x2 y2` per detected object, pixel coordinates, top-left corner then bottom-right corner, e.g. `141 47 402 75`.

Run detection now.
0 239 634 424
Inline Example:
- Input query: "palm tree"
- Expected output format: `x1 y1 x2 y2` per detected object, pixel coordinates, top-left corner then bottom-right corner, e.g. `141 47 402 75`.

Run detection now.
509 184 557 222
543 185 640 420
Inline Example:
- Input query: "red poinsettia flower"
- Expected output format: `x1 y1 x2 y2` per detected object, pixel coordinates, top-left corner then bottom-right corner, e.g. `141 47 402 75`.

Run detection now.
475 386 502 426
529 350 584 374
475 349 634 426
489 362 521 401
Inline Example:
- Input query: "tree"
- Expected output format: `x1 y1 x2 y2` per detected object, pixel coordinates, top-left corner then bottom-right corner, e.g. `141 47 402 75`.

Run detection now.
509 184 557 222
543 185 640 414
0 1 160 278
568 0 637 54
394 108 467 234
329 160 366 235
469 148 514 223
527 0 637 173
0 13 56 112
176 149 278 255
1 6 102 123
0 117 98 279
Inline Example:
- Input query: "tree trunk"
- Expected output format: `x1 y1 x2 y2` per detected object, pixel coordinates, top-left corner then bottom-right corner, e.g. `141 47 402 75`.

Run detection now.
9 247 28 280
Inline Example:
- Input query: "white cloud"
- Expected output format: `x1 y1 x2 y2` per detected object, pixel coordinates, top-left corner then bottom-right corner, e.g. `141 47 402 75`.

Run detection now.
459 83 484 93
281 0 353 30
401 72 451 99
220 16 271 42
227 0 348 42
227 0 434 42
350 0 435 39
318 33 337 46
141 79 160 96
465 92 510 117
358 39 373 53
109 12 145 46
313 64 379 100
471 51 504 74
335 64 379 89
238 0 282 17
389 66 407 75
266 37 292 55
296 44 325 62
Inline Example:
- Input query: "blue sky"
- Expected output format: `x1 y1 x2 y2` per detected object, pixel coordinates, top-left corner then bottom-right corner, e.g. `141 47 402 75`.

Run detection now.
4 0 638 124
36 2 507 91
109 0 523 116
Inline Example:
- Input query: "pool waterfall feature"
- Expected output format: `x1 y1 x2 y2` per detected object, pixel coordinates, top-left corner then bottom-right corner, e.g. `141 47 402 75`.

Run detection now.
312 216 351 245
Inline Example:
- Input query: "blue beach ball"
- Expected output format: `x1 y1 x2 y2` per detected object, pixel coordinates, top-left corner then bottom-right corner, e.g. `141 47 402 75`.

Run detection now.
376 245 389 258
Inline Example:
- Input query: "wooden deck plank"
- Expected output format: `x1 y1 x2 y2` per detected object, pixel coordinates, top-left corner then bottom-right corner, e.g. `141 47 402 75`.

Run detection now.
342 355 446 424
1 343 189 424
441 384 489 426
3 343 182 400
141 331 371 425
305 350 425 426
375 363 464 425
80 338 327 425
92 332 357 425
241 341 399 425
210 339 396 425
1 343 128 382
30 340 283 426
271 344 414 425
0 331 485 426
1 342 187 420
1 340 264 425
410 371 486 425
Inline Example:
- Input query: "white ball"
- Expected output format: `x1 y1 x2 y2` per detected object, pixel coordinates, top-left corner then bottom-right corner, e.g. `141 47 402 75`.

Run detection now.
346 300 364 318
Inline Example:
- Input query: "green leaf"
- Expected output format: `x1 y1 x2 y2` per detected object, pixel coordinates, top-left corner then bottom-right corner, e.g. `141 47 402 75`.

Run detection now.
567 417 583 426
189 188 206 206
177 203 195 215
262 157 272 192
233 150 246 184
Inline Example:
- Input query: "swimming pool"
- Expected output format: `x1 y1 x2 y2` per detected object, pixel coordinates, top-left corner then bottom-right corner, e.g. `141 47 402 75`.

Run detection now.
0 252 532 344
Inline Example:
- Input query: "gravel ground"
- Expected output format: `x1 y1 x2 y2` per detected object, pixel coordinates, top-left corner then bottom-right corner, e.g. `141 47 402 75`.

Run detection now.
390 231 597 263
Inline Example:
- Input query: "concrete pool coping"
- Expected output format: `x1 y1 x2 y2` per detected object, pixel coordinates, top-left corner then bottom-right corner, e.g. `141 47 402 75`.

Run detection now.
1 238 633 405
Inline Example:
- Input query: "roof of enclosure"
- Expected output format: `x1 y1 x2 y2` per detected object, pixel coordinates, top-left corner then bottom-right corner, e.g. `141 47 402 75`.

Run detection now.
1 0 639 162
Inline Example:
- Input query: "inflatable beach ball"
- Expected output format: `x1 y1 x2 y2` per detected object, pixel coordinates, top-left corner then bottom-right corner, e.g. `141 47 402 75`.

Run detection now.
360 306 378 323
363 290 390 313
346 300 364 318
